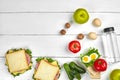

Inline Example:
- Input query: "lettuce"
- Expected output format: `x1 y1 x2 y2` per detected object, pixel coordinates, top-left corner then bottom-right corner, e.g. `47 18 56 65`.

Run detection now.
80 48 101 67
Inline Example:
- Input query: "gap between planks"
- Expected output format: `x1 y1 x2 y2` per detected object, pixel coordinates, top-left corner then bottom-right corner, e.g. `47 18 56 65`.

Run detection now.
0 34 120 36
0 56 79 58
0 56 119 65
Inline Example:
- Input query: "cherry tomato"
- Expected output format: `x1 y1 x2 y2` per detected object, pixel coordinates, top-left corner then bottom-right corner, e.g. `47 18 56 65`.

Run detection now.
93 59 107 72
68 40 81 53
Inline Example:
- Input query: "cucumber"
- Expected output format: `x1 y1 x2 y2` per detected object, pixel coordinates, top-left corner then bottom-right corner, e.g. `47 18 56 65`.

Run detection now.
75 73 81 80
63 63 74 80
69 62 86 74
70 69 81 80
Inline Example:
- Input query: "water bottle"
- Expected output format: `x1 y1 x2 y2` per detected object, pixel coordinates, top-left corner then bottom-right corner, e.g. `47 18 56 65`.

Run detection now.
102 27 120 63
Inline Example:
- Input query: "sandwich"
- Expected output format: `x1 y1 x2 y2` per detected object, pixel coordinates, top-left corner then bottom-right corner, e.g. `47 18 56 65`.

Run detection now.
33 57 60 80
80 48 101 79
5 48 32 76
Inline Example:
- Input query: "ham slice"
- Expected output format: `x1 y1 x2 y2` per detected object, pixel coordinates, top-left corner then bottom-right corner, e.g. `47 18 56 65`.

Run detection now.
54 72 60 80
35 63 40 70
25 53 31 65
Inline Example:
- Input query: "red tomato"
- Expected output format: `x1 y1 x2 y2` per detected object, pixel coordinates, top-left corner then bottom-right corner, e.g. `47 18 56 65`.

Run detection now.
94 59 107 72
68 40 81 53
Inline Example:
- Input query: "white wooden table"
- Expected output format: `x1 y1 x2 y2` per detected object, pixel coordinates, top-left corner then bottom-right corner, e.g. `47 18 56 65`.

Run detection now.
0 0 120 80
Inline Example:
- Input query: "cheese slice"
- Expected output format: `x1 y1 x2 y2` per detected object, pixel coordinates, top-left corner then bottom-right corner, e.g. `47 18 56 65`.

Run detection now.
34 60 59 80
87 66 100 79
6 50 29 73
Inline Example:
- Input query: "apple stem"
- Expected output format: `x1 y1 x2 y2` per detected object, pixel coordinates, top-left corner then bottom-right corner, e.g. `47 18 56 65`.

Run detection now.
74 44 77 48
98 61 102 64
80 14 83 17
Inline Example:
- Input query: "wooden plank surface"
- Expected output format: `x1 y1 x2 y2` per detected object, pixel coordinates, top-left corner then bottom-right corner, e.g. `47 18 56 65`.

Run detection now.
0 0 120 80
0 35 120 57
0 0 120 12
0 13 120 34
0 35 104 57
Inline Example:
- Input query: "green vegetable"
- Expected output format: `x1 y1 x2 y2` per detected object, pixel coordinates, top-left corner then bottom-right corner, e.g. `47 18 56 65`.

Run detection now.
46 58 55 62
70 70 81 80
80 48 101 67
75 73 81 80
36 57 44 62
11 73 20 77
25 49 32 57
64 62 86 80
36 57 55 63
63 63 74 80
69 62 86 74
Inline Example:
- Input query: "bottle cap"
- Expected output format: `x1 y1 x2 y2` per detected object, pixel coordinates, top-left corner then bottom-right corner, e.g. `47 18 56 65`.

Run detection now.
104 27 114 33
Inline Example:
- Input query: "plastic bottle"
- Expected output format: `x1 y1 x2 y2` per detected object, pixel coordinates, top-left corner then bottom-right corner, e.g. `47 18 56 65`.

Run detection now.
102 27 120 63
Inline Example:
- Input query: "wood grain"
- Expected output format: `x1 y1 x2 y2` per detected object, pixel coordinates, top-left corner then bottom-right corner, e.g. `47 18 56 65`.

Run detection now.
0 0 120 80
0 13 120 34
0 0 120 12
0 35 103 57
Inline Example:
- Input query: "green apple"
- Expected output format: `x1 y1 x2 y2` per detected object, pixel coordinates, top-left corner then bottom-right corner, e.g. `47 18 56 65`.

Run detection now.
110 69 120 80
73 8 89 24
